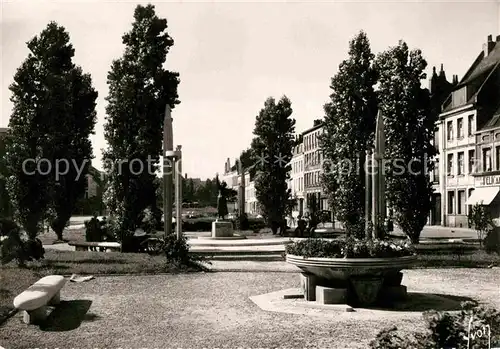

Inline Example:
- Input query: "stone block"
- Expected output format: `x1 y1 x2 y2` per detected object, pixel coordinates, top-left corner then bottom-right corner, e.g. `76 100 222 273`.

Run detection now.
300 273 317 301
22 306 48 325
382 285 407 301
211 221 234 238
315 286 347 304
383 271 403 287
350 277 383 306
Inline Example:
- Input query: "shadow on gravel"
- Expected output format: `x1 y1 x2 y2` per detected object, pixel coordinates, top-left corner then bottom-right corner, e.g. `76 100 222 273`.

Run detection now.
374 292 477 312
40 300 99 332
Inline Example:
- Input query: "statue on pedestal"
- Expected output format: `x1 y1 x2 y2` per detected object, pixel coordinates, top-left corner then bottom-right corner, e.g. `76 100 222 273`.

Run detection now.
215 174 228 220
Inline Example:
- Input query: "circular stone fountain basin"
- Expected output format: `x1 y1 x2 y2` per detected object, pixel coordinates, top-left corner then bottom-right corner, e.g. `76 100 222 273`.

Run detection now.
286 254 417 305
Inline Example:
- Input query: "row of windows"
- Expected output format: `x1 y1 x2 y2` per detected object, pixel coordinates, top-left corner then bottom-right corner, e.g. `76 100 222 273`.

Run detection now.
291 177 304 192
447 188 474 215
305 171 321 188
245 187 256 199
304 130 322 152
446 114 474 141
292 159 304 174
446 146 500 175
305 150 322 168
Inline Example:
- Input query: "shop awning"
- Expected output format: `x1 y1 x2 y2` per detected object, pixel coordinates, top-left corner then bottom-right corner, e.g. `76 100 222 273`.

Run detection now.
466 187 500 206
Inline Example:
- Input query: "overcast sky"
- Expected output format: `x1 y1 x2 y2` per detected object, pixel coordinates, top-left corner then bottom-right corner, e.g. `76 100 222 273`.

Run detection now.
1 0 499 179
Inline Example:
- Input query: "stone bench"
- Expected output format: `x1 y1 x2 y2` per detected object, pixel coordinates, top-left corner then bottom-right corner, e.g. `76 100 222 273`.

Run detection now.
68 241 121 252
13 275 67 324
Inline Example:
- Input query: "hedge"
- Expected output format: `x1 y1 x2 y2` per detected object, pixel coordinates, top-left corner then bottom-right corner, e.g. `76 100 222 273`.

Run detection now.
181 217 267 232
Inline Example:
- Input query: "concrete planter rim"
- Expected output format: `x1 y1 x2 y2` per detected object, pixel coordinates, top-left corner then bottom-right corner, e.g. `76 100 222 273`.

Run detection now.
286 254 417 268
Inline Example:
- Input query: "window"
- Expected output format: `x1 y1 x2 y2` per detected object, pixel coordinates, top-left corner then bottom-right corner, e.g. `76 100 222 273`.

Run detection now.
468 114 474 136
447 121 453 141
468 188 474 214
434 130 439 151
483 148 492 172
458 190 465 215
447 153 454 175
457 152 464 175
497 146 500 171
433 160 439 183
457 118 464 139
448 191 455 214
468 149 475 173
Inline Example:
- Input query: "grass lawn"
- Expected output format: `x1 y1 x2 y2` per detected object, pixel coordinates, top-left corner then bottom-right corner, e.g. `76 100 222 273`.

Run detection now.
0 250 204 325
416 249 500 268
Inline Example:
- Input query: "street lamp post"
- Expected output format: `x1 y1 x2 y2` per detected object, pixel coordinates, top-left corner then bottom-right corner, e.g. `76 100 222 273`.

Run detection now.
163 105 183 239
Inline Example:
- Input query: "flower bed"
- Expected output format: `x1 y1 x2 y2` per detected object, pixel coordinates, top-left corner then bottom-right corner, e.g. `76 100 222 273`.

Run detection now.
285 237 416 259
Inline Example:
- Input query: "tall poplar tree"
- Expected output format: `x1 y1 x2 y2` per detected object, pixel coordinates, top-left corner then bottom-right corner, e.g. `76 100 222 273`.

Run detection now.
251 96 296 234
375 41 436 243
6 22 97 244
320 31 378 236
103 4 180 249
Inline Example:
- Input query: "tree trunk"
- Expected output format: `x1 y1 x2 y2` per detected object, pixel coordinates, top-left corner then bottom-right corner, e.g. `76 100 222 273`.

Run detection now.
270 221 279 235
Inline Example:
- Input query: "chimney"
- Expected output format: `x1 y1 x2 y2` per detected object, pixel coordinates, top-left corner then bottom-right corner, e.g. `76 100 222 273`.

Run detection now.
496 35 500 42
483 35 495 56
439 64 446 78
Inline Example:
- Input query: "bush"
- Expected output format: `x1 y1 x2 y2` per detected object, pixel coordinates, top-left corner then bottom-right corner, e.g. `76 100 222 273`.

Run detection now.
0 218 44 266
247 217 266 231
235 212 249 231
183 218 214 232
484 228 500 254
370 302 500 349
285 237 415 258
140 207 158 234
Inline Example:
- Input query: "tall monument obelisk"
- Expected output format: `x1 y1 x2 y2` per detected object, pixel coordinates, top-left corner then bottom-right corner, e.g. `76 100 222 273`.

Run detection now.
371 110 386 238
163 105 173 237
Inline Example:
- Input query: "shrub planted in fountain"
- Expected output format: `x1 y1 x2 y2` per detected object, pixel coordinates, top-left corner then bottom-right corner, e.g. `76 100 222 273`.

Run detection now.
286 237 415 258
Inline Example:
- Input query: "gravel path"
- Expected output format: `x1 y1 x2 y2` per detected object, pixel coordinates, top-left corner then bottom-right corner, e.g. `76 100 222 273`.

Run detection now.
2 267 499 349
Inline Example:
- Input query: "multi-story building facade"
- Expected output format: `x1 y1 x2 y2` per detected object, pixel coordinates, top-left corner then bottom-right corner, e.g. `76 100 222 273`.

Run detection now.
244 172 259 216
436 34 500 227
288 140 305 215
429 65 457 226
302 121 329 212
468 105 500 225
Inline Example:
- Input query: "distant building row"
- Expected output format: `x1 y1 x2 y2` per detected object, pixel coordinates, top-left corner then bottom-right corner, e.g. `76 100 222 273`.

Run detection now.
222 34 500 227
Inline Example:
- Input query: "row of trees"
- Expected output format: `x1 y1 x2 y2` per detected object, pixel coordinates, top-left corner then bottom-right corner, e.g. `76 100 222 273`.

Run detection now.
182 177 237 207
244 31 437 242
321 31 436 243
2 4 180 254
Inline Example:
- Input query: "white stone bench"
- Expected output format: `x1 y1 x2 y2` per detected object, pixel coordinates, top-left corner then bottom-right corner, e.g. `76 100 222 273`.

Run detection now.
13 275 67 324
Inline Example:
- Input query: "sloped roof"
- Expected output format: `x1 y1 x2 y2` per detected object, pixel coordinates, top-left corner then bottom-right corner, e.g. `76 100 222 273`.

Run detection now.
442 41 500 113
482 112 500 130
460 42 500 86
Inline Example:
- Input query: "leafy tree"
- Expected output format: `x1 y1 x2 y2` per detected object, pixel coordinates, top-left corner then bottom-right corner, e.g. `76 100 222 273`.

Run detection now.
0 134 13 218
102 4 180 250
375 40 436 243
319 31 378 236
6 22 94 246
49 67 97 240
251 96 296 234
468 203 493 248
